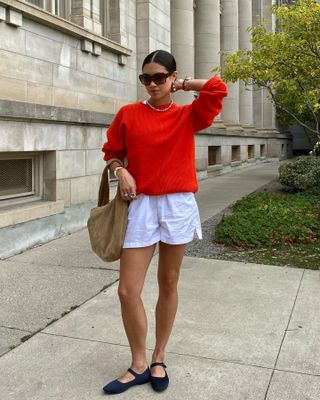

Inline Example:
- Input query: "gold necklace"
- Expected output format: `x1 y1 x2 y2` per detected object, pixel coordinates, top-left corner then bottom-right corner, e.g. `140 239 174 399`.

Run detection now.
146 99 174 112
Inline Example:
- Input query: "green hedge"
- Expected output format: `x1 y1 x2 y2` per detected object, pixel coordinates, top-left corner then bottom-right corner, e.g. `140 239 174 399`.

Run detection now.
214 191 320 248
279 155 320 191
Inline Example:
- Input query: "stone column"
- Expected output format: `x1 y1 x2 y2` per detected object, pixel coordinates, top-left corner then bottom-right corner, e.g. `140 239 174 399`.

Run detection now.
252 0 263 129
70 0 101 34
220 0 241 129
239 0 255 131
194 0 220 75
194 0 225 127
171 0 195 104
137 0 171 100
261 0 275 131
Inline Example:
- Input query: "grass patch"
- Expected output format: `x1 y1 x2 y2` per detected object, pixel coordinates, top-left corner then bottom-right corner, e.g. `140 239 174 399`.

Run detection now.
214 187 320 270
216 241 320 270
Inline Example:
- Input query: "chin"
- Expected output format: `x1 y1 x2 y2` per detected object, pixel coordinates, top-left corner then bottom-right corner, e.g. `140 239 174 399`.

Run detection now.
148 91 161 97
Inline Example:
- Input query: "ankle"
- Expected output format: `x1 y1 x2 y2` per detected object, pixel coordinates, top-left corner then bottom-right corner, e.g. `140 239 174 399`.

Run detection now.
152 350 165 362
131 360 148 372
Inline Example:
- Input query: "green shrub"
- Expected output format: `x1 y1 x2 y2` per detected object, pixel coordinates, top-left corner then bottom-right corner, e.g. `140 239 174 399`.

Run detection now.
214 192 320 248
279 155 320 191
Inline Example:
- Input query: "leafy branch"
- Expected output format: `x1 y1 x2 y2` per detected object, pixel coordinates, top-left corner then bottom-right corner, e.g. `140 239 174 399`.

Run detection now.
214 0 320 146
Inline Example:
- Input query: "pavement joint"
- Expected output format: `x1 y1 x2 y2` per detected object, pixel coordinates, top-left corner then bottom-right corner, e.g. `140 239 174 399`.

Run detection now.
39 331 135 348
37 331 277 372
37 331 320 378
0 325 32 333
263 269 306 399
2 258 120 272
273 269 305 369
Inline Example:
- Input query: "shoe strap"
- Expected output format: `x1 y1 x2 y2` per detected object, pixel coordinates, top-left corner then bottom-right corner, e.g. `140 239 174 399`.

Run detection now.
127 367 139 378
127 367 148 378
150 362 167 369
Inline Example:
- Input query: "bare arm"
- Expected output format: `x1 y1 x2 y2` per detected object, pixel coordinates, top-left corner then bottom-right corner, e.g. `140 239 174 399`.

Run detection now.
174 78 208 92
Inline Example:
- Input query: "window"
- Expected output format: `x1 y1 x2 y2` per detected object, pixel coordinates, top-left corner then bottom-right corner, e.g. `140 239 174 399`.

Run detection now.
248 145 255 159
26 0 43 6
0 153 42 202
100 0 110 37
25 0 71 20
100 0 126 43
208 146 221 166
59 0 71 20
260 144 266 157
231 146 240 162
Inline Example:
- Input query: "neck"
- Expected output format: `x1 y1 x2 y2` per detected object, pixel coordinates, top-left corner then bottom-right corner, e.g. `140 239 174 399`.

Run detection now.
148 95 172 106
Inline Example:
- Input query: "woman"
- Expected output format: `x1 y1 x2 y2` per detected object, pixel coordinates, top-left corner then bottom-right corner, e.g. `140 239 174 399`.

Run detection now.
101 50 227 394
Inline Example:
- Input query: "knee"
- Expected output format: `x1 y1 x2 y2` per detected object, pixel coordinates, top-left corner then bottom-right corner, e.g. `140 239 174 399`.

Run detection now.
158 278 178 297
118 286 141 303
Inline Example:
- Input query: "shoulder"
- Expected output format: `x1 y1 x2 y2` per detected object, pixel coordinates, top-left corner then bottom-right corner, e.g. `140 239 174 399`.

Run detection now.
110 102 143 124
117 101 144 114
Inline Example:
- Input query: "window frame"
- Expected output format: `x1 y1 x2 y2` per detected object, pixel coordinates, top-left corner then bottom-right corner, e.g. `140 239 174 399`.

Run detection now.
100 0 110 38
208 146 222 166
248 145 255 159
0 152 43 207
25 0 70 19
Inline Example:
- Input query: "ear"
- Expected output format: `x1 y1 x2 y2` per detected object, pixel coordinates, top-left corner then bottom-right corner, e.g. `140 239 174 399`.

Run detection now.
172 70 178 81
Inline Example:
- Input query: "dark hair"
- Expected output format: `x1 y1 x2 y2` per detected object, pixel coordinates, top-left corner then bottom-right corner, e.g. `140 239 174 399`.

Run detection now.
142 50 176 73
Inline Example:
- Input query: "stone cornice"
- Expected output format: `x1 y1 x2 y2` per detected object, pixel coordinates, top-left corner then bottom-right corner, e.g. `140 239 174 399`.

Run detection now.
0 0 132 57
0 99 114 126
197 125 292 139
0 100 293 138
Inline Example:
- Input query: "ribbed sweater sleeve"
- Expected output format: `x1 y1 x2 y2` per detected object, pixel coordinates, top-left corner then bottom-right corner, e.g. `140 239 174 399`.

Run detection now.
102 106 126 162
191 76 228 132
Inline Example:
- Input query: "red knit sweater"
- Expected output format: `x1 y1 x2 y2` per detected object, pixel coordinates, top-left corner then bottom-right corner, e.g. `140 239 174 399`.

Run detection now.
102 76 228 196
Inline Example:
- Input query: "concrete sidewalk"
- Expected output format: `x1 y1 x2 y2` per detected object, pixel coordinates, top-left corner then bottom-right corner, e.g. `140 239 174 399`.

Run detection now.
0 161 319 399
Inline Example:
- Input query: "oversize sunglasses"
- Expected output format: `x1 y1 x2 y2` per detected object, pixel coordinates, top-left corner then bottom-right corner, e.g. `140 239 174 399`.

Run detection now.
138 72 171 86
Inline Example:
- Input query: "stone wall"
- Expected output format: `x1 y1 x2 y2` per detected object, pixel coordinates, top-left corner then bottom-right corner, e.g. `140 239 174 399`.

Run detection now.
0 2 137 111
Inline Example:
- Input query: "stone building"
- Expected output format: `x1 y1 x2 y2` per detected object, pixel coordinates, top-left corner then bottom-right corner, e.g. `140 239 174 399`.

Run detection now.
0 0 291 257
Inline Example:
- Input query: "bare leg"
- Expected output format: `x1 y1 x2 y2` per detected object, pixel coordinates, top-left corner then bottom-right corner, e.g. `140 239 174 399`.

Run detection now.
151 241 186 377
116 243 157 383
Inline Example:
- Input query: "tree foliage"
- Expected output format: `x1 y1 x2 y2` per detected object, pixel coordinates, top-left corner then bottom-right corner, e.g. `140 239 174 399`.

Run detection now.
214 0 320 144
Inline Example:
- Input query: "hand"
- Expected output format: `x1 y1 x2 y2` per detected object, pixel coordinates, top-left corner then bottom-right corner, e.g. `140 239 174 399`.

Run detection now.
117 169 137 201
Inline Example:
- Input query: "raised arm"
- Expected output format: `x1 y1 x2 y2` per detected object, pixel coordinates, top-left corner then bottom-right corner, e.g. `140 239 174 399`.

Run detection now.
174 78 209 92
176 76 228 132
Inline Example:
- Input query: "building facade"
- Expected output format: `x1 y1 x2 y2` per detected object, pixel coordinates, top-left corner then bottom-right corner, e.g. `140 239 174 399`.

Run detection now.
0 0 291 257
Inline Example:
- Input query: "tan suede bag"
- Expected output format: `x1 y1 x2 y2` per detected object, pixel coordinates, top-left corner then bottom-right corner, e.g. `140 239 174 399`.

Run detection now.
87 164 129 262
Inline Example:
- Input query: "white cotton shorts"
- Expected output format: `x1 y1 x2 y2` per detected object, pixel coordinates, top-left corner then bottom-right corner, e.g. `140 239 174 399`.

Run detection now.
122 192 203 248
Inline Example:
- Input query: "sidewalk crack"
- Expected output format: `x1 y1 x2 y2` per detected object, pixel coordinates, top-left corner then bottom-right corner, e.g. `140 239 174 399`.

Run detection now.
263 268 306 399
